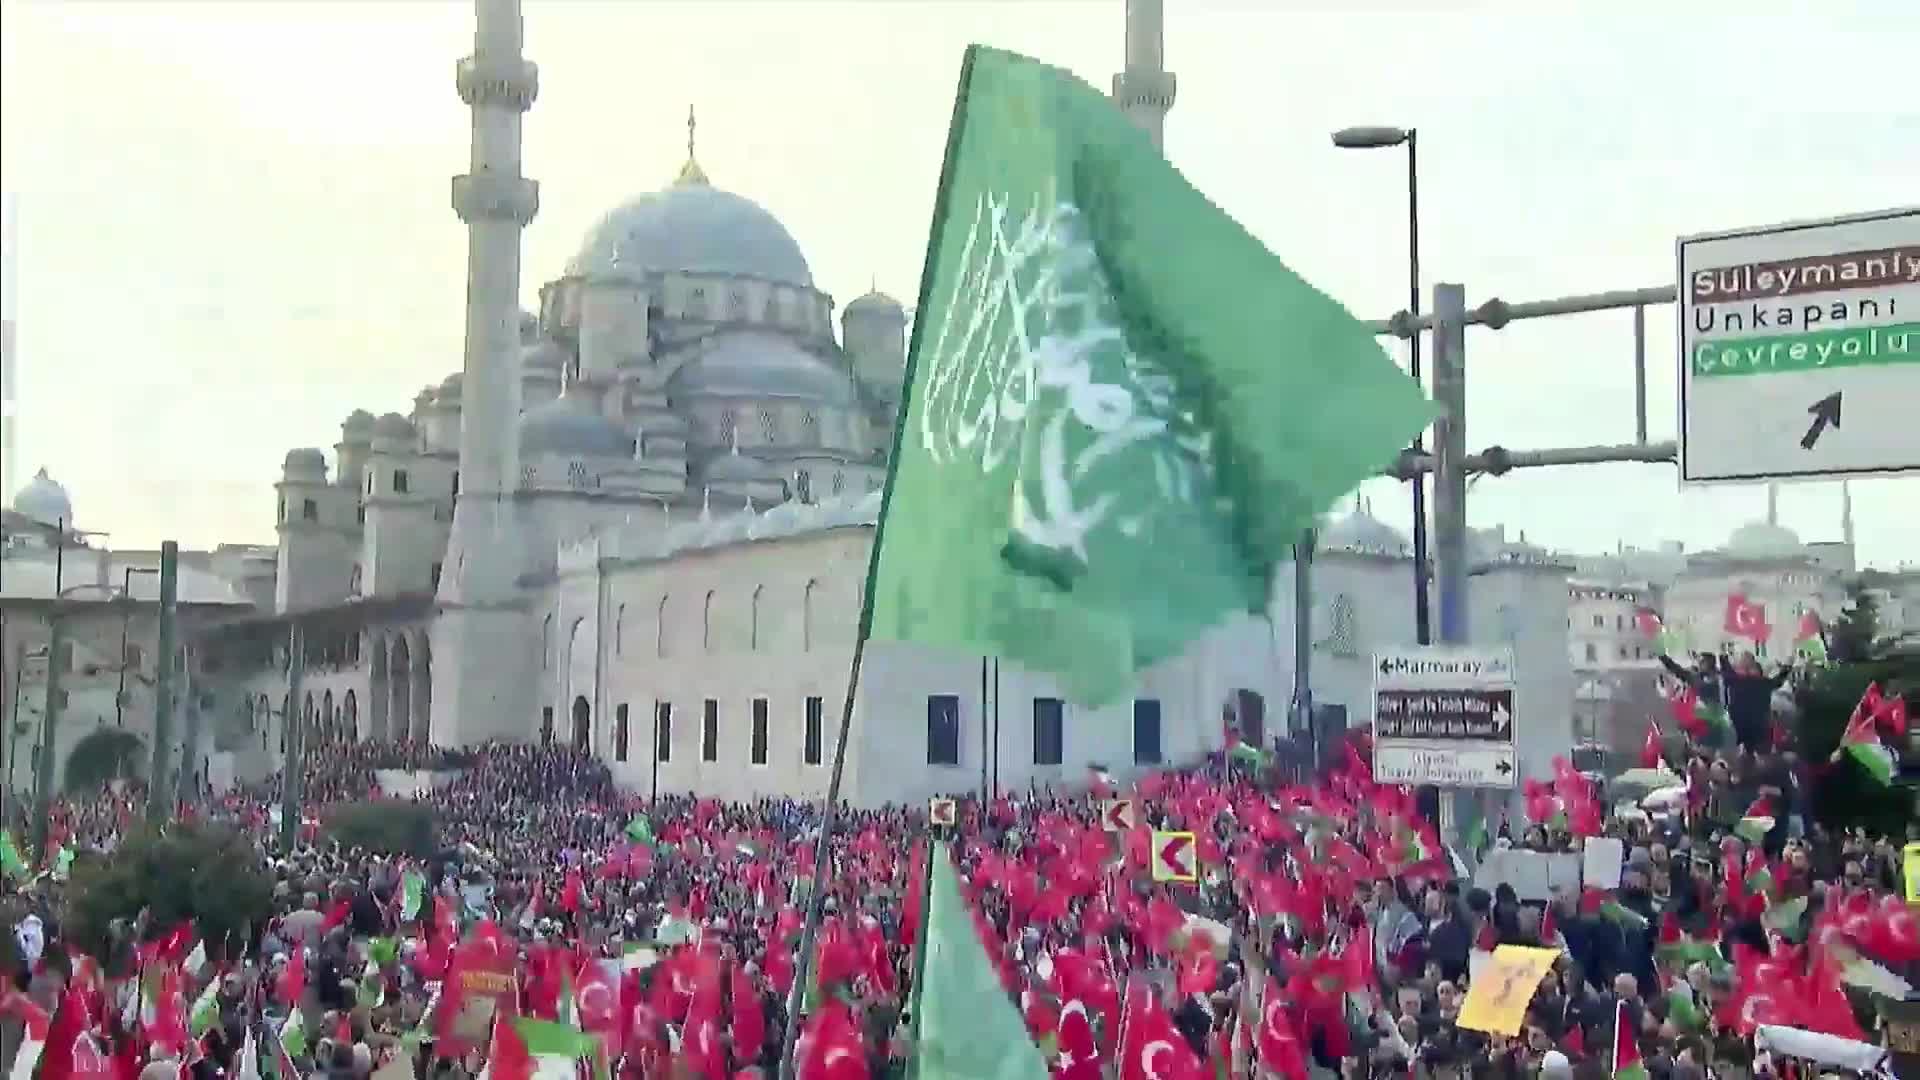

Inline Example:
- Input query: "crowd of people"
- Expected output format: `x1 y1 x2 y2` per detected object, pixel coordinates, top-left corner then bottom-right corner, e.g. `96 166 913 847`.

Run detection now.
1 664 1914 1080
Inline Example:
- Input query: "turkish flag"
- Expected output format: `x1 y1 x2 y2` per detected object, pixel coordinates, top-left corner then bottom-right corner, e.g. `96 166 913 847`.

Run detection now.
1117 983 1206 1080
797 1002 868 1080
1724 593 1771 643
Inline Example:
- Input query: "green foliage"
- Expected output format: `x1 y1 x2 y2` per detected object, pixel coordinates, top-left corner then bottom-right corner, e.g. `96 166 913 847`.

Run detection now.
63 728 148 791
60 821 272 967
1793 654 1916 835
323 799 438 857
1828 584 1882 664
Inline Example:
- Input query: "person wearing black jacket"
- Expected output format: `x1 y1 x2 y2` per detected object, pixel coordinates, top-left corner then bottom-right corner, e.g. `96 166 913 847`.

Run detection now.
1720 651 1794 752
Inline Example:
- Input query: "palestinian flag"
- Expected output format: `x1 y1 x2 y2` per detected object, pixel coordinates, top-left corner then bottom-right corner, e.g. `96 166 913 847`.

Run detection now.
623 816 656 847
1735 798 1777 845
399 871 428 922
1839 691 1897 786
1794 612 1828 664
279 1009 308 1059
1611 998 1646 1080
188 978 222 1037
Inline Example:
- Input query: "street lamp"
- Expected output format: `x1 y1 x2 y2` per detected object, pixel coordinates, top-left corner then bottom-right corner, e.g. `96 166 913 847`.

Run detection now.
1332 124 1430 646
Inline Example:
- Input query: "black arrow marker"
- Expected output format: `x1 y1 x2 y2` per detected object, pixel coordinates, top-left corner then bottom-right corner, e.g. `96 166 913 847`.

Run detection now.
1800 392 1842 450
1495 759 1514 776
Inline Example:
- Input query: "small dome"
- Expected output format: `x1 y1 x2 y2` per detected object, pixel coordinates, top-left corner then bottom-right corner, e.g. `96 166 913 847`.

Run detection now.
341 409 376 437
567 184 813 286
1319 500 1409 554
372 413 416 440
519 391 635 459
667 331 857 406
1725 520 1803 559
437 373 464 403
281 449 327 479
11 468 74 527
844 290 905 319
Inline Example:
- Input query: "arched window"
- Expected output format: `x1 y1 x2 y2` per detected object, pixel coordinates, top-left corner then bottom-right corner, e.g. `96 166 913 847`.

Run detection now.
750 586 765 651
542 613 553 670
655 596 670 659
703 590 717 652
615 603 627 656
802 579 820 652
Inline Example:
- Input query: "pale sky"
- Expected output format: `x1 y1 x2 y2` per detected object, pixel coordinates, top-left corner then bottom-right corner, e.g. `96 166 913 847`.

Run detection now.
2 0 1916 567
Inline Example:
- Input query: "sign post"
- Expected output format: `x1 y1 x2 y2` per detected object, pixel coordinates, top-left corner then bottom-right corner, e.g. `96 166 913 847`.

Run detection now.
1677 208 1919 484
1150 830 1197 883
1372 646 1518 788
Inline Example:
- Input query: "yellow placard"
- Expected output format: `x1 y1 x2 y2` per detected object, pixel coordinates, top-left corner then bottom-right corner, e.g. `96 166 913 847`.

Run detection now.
1456 946 1560 1036
1903 842 1920 904
1151 830 1198 883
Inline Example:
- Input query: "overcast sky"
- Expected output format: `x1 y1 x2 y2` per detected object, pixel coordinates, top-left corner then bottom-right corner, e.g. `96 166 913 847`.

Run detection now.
2 0 1916 567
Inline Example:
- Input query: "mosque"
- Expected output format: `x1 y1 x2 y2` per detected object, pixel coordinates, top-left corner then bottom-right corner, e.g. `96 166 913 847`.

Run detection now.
4 0 1914 808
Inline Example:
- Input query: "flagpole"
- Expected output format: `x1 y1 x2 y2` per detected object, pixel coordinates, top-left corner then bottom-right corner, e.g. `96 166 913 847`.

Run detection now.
776 48 982 1080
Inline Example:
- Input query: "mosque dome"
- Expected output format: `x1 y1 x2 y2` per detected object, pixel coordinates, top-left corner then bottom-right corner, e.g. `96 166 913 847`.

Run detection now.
1319 499 1409 554
566 182 813 287
844 290 905 319
519 391 636 459
667 332 857 406
1724 520 1803 559
372 413 416 440
11 468 74 527
341 409 377 439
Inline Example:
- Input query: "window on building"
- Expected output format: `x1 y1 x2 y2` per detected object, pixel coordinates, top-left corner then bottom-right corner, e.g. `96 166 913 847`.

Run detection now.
1584 643 1598 662
356 502 366 525
751 698 770 765
1133 699 1163 764
277 498 286 523
302 498 318 522
614 704 629 762
124 643 144 671
656 702 673 762
1033 697 1065 766
1592 614 1605 628
926 694 960 766
430 563 443 590
451 470 460 499
541 707 554 745
1616 614 1627 631
702 700 719 761
393 469 410 494
804 696 824 766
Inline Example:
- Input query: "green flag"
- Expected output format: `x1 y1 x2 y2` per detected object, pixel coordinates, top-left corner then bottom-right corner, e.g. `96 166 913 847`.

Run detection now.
914 842 1049 1080
623 816 655 846
868 47 1434 705
0 832 30 883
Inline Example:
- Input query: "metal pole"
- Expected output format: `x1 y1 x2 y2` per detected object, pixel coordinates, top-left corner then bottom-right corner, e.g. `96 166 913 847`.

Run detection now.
31 522 67 856
115 574 131 729
1632 305 1649 445
1290 534 1315 771
979 656 989 800
991 658 1001 799
1430 284 1469 646
279 621 305 853
650 699 660 801
3 643 23 820
1405 131 1432 647
146 541 178 822
1430 284 1470 844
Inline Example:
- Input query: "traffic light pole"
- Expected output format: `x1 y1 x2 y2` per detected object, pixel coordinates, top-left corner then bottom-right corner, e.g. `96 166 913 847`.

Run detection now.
30 521 68 857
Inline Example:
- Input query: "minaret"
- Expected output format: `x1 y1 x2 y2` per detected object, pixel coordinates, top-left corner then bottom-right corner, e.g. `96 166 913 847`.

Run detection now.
1111 0 1176 150
1765 482 1779 526
432 0 540 745
1840 481 1855 548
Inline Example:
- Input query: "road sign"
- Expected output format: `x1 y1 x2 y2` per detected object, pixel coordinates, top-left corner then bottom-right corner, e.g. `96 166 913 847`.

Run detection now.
1372 646 1518 788
1102 798 1137 832
1677 207 1920 484
1151 830 1197 883
928 797 957 827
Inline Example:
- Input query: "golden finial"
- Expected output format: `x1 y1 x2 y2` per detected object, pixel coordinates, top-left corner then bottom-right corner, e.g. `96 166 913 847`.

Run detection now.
674 104 709 187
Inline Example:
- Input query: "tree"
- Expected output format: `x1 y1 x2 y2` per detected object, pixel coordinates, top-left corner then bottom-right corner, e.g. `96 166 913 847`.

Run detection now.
323 800 438 858
1792 652 1915 836
61 822 272 970
63 728 147 791
1829 584 1882 664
